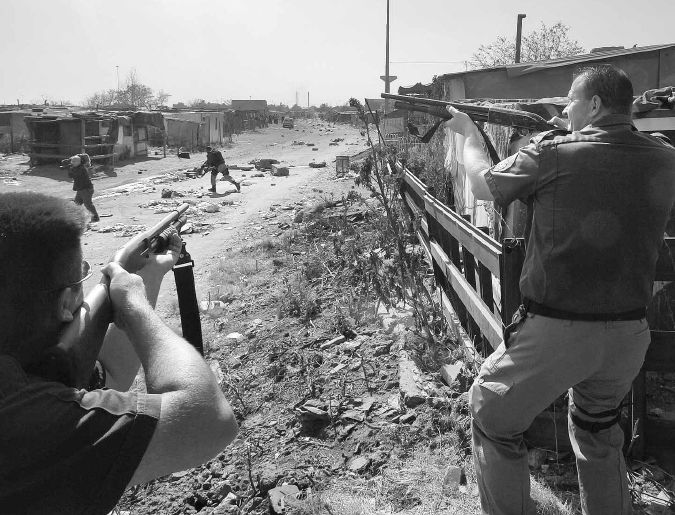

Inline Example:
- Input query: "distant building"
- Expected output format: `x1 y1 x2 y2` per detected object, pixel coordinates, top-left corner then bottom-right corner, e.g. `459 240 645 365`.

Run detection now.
23 110 165 165
231 100 268 129
401 43 675 101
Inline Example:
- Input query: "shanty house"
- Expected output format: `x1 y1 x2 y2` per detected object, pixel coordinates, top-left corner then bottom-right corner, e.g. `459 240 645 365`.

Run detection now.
0 110 31 152
159 111 225 147
24 111 165 165
231 100 268 129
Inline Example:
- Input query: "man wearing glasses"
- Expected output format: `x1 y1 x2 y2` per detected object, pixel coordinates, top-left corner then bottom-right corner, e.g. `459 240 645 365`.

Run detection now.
0 192 238 514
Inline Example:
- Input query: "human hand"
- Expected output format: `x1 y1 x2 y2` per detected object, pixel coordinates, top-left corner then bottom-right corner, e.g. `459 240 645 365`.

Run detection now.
101 262 150 330
442 106 476 136
137 228 182 281
547 116 569 131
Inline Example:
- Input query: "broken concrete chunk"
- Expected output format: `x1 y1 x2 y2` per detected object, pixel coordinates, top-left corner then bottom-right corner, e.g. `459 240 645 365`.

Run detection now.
442 466 463 492
348 456 370 473
271 164 290 176
268 484 300 514
399 412 416 424
320 335 347 350
398 350 427 408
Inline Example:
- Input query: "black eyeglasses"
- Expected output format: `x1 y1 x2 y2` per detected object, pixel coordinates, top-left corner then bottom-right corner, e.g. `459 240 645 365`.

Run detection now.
41 260 93 293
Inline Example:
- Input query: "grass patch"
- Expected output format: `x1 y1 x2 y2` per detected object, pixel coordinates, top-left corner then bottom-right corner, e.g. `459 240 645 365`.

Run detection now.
287 444 579 515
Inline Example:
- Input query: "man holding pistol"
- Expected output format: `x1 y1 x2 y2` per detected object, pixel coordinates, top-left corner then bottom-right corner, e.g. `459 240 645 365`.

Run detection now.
0 192 238 514
443 66 675 514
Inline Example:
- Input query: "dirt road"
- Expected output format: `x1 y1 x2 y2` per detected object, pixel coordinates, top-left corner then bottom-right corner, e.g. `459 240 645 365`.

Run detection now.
0 118 368 311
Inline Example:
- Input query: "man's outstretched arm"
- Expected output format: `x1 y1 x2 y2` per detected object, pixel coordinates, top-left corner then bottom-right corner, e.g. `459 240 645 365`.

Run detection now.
97 231 181 391
102 261 238 486
443 106 494 201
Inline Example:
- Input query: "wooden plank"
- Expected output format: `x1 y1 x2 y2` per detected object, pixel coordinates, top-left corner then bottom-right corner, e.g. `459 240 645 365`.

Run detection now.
430 240 503 349
30 142 114 150
421 217 429 238
403 191 424 218
402 170 427 200
478 226 495 313
425 196 502 278
644 331 675 373
439 288 479 363
28 152 115 160
80 119 86 155
654 238 675 281
416 228 432 264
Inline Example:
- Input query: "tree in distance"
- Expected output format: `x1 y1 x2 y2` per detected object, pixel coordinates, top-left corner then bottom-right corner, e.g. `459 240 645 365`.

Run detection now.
470 21 585 69
84 68 170 109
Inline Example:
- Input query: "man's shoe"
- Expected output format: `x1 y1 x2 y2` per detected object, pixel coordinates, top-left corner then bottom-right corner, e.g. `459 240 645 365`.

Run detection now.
208 187 216 192
236 182 241 192
90 216 100 223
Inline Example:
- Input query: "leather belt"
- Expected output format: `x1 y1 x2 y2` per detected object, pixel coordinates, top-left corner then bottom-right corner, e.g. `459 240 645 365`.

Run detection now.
523 298 646 322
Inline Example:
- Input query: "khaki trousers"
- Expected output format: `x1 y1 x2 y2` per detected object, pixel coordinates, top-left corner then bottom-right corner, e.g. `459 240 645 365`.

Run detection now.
469 312 650 515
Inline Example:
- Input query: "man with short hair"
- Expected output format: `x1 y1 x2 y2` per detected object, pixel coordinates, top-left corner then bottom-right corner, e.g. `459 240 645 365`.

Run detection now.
443 66 675 515
0 192 238 514
200 146 240 193
67 153 100 222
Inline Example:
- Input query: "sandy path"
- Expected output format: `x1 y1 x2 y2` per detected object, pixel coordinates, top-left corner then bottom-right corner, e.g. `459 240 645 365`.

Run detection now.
0 118 368 311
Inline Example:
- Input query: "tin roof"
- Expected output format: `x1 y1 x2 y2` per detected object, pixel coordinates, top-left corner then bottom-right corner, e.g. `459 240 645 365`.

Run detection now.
433 43 675 82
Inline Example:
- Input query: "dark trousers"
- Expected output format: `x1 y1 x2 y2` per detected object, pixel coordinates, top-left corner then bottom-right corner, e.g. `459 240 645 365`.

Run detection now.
74 188 99 217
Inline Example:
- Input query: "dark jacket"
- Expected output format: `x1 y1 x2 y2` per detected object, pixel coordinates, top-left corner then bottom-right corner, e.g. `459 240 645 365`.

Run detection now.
68 164 93 191
204 149 225 168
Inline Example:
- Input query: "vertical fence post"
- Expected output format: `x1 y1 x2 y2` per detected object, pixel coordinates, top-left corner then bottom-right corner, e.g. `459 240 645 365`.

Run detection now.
461 215 481 343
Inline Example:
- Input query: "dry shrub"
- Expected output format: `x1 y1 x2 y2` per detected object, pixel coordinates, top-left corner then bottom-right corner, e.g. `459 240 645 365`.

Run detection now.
276 277 321 323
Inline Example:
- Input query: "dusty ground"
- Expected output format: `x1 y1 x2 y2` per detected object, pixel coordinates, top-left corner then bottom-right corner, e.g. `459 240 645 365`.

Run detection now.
3 120 673 514
0 119 367 307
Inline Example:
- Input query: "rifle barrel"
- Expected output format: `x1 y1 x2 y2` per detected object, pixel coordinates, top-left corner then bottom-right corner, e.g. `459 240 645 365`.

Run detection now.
383 92 552 131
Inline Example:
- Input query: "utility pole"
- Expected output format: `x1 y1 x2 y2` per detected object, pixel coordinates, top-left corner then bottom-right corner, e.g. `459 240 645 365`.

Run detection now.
116 65 120 102
515 14 526 63
380 0 397 114
307 92 309 108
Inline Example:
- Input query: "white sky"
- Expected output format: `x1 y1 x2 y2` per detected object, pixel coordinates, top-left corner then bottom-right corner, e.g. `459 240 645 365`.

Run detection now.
2 0 674 107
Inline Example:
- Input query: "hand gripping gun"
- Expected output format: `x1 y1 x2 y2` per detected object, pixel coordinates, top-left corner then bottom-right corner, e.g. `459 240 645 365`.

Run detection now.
380 93 557 161
25 203 204 389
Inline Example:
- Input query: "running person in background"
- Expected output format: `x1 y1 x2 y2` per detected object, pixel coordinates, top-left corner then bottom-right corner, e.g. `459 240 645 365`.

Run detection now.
200 146 240 193
68 154 99 222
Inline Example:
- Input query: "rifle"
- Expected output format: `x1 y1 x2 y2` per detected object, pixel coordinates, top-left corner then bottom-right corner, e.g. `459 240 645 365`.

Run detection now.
381 93 556 146
25 203 204 389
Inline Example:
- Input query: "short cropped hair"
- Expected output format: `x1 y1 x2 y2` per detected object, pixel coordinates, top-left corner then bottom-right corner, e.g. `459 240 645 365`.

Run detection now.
576 66 634 115
0 193 86 349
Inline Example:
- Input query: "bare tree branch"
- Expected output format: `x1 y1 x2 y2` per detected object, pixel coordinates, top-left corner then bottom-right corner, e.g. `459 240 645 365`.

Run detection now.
470 22 585 69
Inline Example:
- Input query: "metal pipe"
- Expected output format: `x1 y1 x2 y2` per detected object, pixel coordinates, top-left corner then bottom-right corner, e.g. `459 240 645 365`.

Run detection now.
384 0 391 114
515 14 526 63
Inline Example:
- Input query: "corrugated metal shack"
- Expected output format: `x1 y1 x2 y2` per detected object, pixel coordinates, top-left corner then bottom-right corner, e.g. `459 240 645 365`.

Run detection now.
24 111 165 165
231 100 268 130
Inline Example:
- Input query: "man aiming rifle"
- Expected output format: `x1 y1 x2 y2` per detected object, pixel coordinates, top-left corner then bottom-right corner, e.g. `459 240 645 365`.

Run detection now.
0 192 238 514
200 146 240 193
442 66 675 515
